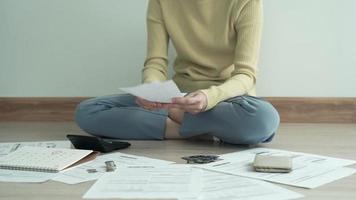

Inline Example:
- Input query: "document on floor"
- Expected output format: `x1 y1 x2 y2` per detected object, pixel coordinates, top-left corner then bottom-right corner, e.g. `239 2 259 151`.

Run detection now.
52 152 174 184
0 140 71 157
83 165 201 199
180 169 303 200
198 148 356 188
120 80 186 103
0 169 57 183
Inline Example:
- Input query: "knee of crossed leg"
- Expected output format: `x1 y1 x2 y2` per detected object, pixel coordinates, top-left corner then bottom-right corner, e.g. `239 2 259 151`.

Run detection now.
245 103 280 144
222 103 280 145
74 100 98 135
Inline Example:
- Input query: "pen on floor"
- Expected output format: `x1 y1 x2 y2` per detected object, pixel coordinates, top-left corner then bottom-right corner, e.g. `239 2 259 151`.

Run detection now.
120 155 137 159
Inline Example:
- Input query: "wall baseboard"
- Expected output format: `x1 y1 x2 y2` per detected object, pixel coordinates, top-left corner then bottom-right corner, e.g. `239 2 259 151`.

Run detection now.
266 97 356 123
0 97 84 122
0 97 355 123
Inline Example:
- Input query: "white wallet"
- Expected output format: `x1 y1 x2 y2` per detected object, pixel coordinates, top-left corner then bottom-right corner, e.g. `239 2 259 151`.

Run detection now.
253 154 293 173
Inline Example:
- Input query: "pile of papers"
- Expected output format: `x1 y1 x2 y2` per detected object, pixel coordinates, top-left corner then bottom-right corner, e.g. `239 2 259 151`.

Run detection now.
1 141 355 200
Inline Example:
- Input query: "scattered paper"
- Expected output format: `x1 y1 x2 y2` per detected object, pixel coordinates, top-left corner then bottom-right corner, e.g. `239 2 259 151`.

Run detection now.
52 152 174 184
292 167 356 188
120 80 186 103
0 140 71 157
1 141 354 200
198 148 356 188
83 165 303 200
180 169 303 200
83 165 201 199
0 169 57 183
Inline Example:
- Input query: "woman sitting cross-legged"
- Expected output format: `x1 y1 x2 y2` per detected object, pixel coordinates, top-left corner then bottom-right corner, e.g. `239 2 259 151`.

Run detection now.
75 0 280 145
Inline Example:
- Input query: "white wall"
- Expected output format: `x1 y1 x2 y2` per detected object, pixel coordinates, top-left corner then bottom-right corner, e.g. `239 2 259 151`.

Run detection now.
1 0 355 97
258 0 356 97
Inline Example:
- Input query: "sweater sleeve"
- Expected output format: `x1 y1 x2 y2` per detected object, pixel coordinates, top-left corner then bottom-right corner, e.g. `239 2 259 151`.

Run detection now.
199 0 263 111
142 0 169 83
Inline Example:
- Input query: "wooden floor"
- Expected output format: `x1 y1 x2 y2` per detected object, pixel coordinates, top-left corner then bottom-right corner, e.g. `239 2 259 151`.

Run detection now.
0 122 355 200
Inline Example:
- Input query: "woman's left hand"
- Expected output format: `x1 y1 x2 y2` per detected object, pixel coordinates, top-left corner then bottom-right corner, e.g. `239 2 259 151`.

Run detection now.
167 91 208 114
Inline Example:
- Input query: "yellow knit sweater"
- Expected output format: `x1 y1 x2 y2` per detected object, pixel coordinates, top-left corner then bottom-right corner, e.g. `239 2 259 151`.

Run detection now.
142 0 263 111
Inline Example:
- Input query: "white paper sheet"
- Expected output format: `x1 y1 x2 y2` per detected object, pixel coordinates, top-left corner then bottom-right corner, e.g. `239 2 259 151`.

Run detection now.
180 169 303 200
198 148 356 188
83 165 201 199
120 80 186 103
0 169 57 183
52 152 174 184
0 140 71 157
83 165 303 200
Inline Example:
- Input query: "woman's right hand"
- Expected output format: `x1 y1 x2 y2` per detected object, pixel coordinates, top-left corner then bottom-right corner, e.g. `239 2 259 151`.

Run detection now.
135 97 165 110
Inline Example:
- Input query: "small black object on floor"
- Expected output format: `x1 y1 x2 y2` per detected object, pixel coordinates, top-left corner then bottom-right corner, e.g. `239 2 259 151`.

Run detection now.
182 155 220 164
66 134 131 153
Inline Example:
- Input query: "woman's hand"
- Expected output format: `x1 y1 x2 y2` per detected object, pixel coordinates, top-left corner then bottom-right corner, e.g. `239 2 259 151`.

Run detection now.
169 91 208 114
135 97 164 111
136 91 208 114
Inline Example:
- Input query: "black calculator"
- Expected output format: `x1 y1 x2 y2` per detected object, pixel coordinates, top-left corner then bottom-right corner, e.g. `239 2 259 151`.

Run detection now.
67 134 131 153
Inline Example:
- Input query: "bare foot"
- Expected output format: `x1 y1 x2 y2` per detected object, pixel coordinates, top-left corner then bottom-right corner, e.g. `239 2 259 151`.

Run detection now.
168 108 185 124
164 117 183 139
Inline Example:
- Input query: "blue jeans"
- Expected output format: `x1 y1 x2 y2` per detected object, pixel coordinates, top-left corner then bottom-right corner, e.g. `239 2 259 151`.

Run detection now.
75 94 280 145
